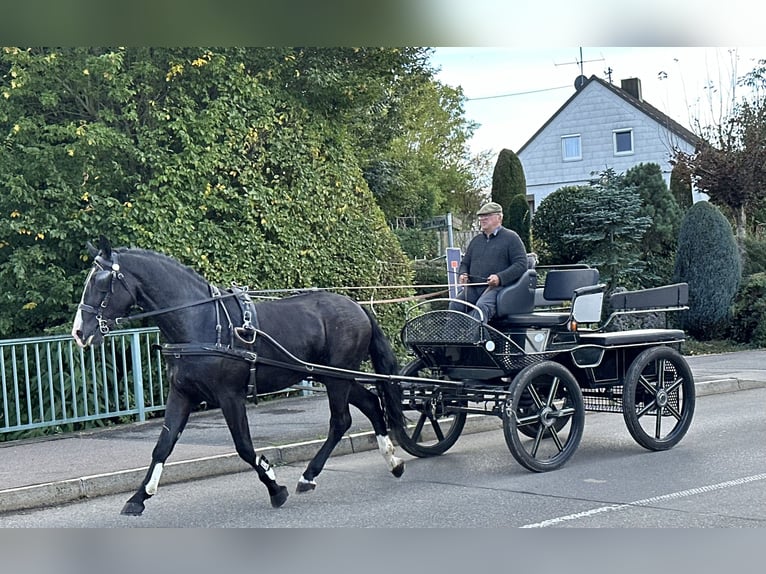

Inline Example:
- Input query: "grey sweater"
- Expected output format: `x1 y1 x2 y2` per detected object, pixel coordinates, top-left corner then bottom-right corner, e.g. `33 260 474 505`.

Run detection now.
458 227 528 286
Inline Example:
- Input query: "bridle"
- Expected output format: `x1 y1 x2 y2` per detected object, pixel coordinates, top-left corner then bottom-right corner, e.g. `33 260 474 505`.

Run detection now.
78 251 246 338
78 252 134 335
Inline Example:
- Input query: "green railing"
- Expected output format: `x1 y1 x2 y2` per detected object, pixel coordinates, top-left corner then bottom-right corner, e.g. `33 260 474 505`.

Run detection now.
1 327 166 440
1 326 317 441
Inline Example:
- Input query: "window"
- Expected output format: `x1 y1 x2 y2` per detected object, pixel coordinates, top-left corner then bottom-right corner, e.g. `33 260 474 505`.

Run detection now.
613 129 633 155
561 134 581 161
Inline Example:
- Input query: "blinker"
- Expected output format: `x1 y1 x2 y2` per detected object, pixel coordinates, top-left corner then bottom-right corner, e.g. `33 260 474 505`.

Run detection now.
93 270 113 292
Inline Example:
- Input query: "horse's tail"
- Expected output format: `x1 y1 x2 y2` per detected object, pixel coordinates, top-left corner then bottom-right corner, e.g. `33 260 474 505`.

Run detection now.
363 308 406 430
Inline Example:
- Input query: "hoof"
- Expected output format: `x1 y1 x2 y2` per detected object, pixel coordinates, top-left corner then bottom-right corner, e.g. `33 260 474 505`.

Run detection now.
296 480 316 494
270 485 289 508
391 460 405 478
120 501 145 516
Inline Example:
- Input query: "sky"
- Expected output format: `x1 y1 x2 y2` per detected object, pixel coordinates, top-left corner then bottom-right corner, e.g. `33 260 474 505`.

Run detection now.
429 47 765 157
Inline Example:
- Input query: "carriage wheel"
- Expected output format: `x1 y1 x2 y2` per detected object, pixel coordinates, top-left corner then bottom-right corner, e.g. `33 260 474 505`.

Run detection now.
393 358 467 458
502 361 584 472
622 346 695 451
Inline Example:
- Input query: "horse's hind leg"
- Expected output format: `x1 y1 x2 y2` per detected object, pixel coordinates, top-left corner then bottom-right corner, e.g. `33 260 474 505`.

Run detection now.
121 388 192 516
348 381 405 478
297 380 352 493
220 396 289 508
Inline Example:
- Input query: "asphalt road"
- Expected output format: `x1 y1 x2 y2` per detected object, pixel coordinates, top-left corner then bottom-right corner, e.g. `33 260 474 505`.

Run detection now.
2 386 764 528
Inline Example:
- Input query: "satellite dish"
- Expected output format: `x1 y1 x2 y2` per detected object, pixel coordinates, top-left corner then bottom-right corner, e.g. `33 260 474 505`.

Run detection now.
574 75 588 90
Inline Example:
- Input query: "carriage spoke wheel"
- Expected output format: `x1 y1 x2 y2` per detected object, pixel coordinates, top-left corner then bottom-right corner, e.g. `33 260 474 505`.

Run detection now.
393 358 467 457
502 361 584 472
622 346 695 451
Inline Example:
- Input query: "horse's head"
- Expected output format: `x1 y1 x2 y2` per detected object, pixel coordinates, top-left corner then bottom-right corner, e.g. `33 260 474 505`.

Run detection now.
71 236 137 348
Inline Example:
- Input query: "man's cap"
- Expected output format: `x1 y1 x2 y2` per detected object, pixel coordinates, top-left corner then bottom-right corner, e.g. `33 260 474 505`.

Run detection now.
477 202 503 215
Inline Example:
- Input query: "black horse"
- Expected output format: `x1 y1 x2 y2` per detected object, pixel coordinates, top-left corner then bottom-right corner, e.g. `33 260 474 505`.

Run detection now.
71 237 406 516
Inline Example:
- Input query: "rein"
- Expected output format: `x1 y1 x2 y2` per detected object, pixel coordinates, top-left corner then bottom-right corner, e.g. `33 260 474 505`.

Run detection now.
115 290 241 325
118 285 454 324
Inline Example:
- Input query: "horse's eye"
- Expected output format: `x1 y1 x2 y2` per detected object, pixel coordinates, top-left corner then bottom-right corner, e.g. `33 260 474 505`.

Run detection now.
93 270 112 292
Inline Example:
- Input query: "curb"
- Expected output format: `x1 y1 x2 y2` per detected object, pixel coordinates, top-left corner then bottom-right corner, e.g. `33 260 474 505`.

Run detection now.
1 378 763 514
0 414 501 515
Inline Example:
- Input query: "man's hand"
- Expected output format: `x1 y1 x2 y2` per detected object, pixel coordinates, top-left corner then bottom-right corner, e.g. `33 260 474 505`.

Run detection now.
487 274 500 287
458 273 469 284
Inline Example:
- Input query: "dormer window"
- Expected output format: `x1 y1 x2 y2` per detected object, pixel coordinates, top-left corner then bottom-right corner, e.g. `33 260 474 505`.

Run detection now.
614 129 633 155
562 134 582 161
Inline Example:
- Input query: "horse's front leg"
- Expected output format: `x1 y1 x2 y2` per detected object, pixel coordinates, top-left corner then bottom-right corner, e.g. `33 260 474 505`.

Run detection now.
220 395 289 508
121 387 192 516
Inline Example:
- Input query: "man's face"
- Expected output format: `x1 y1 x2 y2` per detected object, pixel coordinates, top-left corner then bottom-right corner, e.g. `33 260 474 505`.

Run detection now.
478 212 501 233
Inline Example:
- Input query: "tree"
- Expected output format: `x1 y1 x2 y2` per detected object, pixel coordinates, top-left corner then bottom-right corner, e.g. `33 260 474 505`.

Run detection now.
531 185 594 265
506 194 531 251
675 59 766 242
449 148 495 219
564 169 652 290
0 47 419 338
352 63 480 222
622 163 682 286
669 160 693 211
673 201 741 340
491 148 527 228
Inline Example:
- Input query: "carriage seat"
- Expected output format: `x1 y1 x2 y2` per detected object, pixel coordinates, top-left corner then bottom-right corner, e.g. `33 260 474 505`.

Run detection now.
494 254 538 317
494 268 602 328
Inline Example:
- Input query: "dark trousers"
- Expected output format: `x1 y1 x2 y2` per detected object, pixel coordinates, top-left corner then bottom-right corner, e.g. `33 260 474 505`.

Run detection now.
449 285 498 322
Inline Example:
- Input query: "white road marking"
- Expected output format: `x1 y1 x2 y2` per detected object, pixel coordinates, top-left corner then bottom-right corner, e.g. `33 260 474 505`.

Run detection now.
520 473 766 528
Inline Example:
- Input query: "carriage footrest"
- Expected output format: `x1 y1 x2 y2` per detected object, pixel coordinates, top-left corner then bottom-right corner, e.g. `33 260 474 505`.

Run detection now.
577 329 685 347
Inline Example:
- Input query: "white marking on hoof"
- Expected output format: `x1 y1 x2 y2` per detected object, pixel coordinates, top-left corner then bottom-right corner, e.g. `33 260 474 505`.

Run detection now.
376 435 402 472
298 476 317 489
145 463 164 496
256 455 276 481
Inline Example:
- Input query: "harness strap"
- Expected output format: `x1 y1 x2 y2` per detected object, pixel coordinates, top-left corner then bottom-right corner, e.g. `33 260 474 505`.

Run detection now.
231 285 259 345
159 342 260 403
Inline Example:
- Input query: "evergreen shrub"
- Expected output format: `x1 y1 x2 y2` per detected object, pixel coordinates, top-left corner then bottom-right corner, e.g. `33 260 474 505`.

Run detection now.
730 272 766 346
743 236 766 275
531 185 592 264
506 194 531 249
673 201 741 340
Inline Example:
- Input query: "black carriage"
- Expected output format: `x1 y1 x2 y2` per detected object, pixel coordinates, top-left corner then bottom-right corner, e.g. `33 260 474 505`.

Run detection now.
395 262 695 472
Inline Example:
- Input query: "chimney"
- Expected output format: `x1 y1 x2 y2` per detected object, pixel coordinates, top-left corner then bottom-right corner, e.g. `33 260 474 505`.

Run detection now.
621 78 642 101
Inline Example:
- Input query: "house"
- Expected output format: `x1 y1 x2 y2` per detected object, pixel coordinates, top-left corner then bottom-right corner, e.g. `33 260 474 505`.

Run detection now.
517 75 703 212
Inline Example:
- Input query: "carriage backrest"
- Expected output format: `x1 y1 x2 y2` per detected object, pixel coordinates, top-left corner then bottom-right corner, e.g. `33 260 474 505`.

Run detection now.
495 254 538 317
538 268 600 306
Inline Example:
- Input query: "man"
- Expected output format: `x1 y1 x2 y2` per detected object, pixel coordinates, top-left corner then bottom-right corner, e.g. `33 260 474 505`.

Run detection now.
449 201 528 322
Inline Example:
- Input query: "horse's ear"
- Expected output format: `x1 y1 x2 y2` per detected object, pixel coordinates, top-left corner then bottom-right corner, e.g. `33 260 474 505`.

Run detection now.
86 241 98 258
97 235 112 258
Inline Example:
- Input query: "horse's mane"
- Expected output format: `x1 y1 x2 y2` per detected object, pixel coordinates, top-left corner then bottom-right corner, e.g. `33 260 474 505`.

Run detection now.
117 247 209 286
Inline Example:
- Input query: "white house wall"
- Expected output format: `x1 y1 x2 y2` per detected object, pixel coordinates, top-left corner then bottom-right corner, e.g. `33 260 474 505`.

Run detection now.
518 81 702 211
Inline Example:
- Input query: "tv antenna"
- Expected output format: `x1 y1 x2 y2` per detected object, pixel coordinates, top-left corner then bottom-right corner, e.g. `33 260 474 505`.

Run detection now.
555 47 605 78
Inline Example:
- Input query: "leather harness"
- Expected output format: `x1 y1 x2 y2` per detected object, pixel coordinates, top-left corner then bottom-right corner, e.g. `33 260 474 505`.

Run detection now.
159 284 262 401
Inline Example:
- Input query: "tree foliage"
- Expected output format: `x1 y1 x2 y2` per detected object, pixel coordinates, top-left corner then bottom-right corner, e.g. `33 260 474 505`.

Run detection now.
361 68 480 222
730 272 766 346
675 58 766 241
0 47 435 338
531 185 592 265
673 201 741 340
669 160 693 211
506 194 531 251
622 163 682 286
563 169 651 290
491 148 526 224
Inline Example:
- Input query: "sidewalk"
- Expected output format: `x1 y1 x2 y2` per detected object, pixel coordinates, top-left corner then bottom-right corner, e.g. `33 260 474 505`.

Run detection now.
2 350 765 514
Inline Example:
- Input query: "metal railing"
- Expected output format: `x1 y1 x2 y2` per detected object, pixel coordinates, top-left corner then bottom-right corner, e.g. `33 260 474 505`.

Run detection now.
1 327 166 438
1 327 318 441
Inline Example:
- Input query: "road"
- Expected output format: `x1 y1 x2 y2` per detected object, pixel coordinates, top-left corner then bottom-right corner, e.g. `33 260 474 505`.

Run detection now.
2 387 765 528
